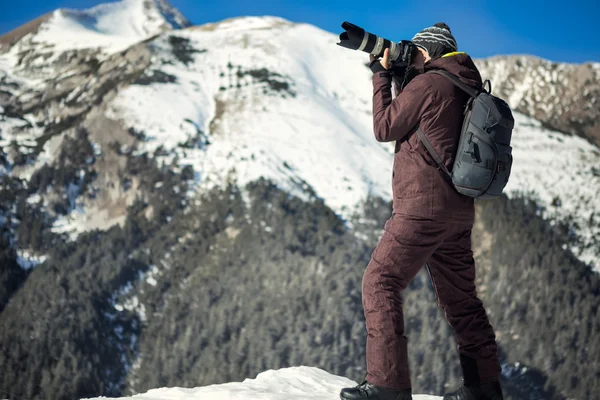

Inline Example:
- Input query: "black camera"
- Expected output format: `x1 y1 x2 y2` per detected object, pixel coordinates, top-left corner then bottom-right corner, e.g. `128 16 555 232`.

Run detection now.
337 21 416 69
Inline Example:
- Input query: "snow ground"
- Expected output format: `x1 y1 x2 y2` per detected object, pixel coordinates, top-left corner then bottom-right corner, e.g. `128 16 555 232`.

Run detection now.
83 366 440 400
15 249 47 270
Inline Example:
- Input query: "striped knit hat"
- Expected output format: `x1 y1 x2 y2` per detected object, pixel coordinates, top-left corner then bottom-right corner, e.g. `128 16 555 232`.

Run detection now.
411 22 458 59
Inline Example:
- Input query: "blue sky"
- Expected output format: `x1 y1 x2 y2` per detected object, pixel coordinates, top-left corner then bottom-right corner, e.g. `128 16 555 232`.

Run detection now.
1 0 599 63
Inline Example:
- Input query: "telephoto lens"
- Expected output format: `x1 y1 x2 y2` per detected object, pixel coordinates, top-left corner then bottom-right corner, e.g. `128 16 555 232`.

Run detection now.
337 21 402 61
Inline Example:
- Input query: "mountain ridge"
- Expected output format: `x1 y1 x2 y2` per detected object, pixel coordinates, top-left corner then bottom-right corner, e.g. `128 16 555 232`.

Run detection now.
2 11 599 271
0 0 190 78
476 54 600 146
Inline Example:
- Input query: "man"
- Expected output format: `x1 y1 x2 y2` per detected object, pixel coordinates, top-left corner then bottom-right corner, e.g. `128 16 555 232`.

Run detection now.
339 23 504 400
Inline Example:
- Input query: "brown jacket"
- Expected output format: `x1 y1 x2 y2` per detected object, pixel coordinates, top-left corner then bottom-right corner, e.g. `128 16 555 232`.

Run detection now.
372 53 483 224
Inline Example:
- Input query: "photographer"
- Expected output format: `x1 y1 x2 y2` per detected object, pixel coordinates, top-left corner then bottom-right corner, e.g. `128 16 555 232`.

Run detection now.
340 24 504 400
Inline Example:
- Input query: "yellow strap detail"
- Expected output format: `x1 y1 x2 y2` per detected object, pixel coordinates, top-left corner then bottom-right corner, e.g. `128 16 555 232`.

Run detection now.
441 51 467 58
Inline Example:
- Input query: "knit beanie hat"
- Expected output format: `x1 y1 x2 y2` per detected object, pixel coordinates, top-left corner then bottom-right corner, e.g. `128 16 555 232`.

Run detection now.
411 22 458 59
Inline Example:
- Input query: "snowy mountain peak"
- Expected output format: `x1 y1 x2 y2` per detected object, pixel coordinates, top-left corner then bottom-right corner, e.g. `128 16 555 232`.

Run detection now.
57 0 191 38
0 0 190 76
82 366 440 400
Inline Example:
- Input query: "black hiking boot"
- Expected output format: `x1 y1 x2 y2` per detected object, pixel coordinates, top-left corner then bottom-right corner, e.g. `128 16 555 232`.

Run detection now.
339 380 412 400
443 381 504 400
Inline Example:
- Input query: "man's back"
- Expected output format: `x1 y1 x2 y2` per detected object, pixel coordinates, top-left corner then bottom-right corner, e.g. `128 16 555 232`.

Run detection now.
371 53 483 223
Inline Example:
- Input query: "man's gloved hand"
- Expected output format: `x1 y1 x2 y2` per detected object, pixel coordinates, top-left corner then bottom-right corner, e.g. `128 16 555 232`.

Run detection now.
369 48 390 74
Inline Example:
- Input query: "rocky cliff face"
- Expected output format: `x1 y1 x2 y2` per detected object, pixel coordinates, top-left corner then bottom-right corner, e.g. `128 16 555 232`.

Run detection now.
476 55 600 146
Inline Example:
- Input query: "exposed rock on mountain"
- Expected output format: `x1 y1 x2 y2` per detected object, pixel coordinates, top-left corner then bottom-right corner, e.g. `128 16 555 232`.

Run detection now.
476 55 600 146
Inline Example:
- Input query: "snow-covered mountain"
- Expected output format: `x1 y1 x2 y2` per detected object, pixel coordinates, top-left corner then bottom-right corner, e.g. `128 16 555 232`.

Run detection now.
0 0 190 78
83 366 440 400
1 3 599 271
476 55 600 147
1 13 391 240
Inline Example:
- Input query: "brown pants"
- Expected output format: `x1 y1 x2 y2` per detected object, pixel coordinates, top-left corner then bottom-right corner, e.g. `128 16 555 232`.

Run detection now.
362 213 501 390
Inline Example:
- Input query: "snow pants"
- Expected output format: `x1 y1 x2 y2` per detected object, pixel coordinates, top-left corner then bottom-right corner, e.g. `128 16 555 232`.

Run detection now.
362 213 501 390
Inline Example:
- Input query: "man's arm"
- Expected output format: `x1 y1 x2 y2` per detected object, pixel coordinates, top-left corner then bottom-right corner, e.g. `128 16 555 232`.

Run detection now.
372 71 433 142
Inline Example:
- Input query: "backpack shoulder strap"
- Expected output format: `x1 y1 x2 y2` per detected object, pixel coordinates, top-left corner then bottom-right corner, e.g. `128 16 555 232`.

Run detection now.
425 69 480 98
416 127 452 180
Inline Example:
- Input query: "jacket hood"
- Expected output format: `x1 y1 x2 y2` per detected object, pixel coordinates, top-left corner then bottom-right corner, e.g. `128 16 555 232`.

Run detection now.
424 53 483 90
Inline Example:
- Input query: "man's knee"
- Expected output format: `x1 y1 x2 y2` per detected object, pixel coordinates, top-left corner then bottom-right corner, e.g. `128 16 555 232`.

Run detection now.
362 258 411 296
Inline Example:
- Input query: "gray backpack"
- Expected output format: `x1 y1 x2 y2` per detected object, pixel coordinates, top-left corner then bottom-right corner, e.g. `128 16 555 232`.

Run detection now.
416 69 514 200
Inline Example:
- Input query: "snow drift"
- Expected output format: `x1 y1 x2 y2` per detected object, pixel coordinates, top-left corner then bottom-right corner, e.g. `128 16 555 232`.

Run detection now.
83 366 441 400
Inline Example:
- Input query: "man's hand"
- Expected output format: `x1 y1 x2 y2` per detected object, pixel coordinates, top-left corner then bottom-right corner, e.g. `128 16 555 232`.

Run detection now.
369 48 390 70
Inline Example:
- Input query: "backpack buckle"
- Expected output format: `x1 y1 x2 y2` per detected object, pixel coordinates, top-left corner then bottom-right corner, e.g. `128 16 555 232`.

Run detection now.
464 98 474 114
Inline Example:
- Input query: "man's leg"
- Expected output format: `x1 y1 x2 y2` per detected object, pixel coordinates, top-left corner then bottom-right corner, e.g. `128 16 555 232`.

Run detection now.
362 214 448 390
425 225 501 386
